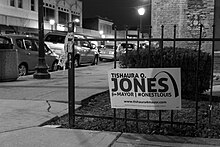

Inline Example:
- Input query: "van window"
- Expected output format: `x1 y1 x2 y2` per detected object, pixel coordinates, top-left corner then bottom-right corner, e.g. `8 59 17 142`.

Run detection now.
24 39 38 51
45 34 65 44
16 39 25 49
35 41 51 53
77 35 90 48
0 37 12 49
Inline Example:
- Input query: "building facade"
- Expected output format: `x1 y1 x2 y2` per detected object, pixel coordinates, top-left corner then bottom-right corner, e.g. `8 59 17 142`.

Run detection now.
151 0 215 52
0 0 82 35
83 16 114 38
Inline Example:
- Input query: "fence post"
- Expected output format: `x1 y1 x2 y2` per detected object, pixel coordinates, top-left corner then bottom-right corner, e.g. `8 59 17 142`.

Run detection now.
137 27 140 67
135 26 140 132
125 26 128 67
195 24 203 128
159 25 164 127
171 25 177 128
147 26 152 126
123 26 129 131
67 22 75 128
113 25 117 128
68 49 75 128
114 25 117 69
209 24 216 128
148 26 152 67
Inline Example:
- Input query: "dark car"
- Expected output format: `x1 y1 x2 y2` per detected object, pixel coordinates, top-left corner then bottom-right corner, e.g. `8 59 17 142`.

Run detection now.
0 34 59 76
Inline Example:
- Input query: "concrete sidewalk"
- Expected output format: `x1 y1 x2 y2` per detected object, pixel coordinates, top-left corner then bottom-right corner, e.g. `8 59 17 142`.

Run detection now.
1 127 220 147
0 62 112 133
1 62 220 147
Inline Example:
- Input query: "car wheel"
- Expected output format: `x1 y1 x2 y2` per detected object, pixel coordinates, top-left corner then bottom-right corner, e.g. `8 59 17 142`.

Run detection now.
18 64 27 76
99 57 103 61
74 57 80 67
52 60 59 71
92 56 99 65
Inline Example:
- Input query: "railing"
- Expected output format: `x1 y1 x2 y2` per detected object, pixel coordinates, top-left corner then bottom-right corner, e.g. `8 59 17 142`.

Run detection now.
68 24 220 133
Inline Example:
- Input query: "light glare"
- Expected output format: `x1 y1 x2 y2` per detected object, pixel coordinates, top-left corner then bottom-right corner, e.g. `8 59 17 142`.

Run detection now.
138 7 145 16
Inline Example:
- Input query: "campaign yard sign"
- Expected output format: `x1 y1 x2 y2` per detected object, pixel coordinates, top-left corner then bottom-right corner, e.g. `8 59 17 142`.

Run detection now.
108 68 181 110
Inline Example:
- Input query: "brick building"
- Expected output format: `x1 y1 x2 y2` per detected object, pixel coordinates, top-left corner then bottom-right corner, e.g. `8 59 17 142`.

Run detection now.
151 0 216 52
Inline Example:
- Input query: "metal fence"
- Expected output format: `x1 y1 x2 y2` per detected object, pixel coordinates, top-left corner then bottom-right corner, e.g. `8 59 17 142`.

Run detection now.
68 24 220 133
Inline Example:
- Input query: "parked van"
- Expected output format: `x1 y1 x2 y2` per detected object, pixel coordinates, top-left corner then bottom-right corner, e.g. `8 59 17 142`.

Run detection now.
44 31 99 67
0 34 59 76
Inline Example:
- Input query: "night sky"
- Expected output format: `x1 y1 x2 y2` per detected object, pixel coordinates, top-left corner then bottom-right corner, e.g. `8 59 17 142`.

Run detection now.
82 0 151 30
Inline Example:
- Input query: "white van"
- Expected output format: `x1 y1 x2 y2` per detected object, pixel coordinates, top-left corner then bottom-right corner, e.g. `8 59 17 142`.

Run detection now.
44 31 99 67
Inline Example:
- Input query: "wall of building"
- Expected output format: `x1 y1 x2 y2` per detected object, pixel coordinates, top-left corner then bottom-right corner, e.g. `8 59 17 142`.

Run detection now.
83 17 114 38
83 18 98 30
151 0 215 52
0 0 82 34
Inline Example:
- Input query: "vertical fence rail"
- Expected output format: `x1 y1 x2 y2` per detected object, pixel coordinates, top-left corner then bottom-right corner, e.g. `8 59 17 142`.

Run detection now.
135 27 140 132
124 26 129 131
209 24 216 128
195 24 203 127
113 25 117 128
148 26 152 67
137 27 140 65
147 26 152 125
114 26 117 69
171 25 177 128
125 26 129 67
159 25 164 127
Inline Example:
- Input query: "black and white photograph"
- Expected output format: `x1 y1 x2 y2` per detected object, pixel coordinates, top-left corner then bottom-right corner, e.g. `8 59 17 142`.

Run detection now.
1 0 220 146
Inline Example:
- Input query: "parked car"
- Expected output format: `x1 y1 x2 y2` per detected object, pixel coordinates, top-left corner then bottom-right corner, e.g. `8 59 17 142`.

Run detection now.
44 31 66 56
117 43 137 54
0 34 59 76
140 41 160 49
45 31 99 67
99 44 119 61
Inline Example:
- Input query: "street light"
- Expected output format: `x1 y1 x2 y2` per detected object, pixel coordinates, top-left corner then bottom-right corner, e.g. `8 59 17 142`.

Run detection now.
33 0 50 79
99 30 103 35
49 19 55 31
74 18 80 23
138 7 145 38
74 18 80 26
99 30 105 45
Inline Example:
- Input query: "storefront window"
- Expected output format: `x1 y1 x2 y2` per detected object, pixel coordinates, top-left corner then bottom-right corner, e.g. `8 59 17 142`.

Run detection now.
31 0 35 11
58 11 69 25
18 0 23 8
71 14 80 26
10 0 15 7
43 7 55 21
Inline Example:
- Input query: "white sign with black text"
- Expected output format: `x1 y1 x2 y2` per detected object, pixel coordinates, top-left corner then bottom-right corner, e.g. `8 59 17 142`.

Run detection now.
108 68 181 110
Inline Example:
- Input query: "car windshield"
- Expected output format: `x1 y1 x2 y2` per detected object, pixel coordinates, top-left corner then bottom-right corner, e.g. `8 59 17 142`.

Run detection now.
0 37 12 49
45 34 65 44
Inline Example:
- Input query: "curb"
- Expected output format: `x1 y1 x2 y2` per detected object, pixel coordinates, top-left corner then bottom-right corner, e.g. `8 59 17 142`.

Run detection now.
39 90 108 127
78 90 109 106
38 116 59 127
